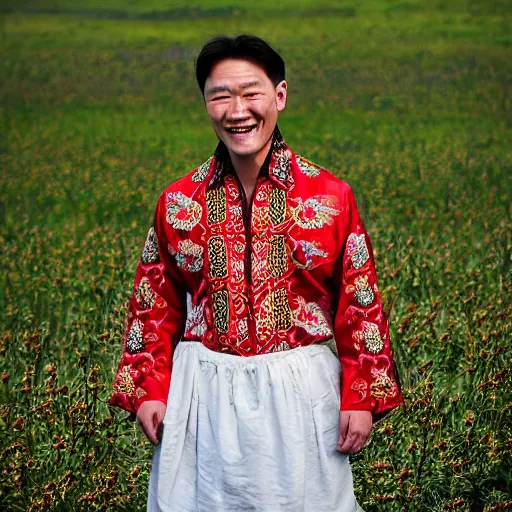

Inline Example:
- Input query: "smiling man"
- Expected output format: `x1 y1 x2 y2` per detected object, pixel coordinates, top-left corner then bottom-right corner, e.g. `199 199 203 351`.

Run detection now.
110 34 404 511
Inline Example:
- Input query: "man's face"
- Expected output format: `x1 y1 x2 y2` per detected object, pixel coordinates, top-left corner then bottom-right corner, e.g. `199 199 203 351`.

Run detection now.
203 58 287 159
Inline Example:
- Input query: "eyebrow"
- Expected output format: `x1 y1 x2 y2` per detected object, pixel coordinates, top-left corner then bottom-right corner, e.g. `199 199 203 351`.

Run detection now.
206 80 262 95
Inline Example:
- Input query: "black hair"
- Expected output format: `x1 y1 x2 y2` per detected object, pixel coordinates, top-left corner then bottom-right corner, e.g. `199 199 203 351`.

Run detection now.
195 34 285 95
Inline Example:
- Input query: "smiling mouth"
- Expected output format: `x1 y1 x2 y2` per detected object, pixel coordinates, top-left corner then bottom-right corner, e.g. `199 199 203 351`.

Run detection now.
225 124 258 134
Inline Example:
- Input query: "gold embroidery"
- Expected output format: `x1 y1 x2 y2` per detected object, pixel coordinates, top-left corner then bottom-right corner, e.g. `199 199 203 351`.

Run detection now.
136 388 147 399
206 187 227 225
351 378 368 400
113 366 135 395
269 187 286 225
272 288 292 330
208 236 228 279
268 235 288 278
136 277 156 310
212 289 229 333
370 368 398 401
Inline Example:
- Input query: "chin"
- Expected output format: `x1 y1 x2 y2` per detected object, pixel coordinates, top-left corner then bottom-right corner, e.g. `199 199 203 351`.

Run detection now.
223 141 261 158
230 147 260 158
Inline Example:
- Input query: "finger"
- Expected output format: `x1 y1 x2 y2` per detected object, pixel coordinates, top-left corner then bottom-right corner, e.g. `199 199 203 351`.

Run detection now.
155 406 166 426
153 409 165 444
337 431 358 453
141 416 159 445
348 433 365 455
338 412 349 446
350 436 365 455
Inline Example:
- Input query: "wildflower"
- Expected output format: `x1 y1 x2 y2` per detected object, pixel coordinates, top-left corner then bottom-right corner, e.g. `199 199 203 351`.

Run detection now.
12 417 24 431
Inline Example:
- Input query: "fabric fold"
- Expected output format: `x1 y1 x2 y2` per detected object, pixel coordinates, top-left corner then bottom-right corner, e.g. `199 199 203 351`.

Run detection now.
148 341 364 512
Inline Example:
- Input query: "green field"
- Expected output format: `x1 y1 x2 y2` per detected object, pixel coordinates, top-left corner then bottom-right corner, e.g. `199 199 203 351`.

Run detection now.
1 0 511 510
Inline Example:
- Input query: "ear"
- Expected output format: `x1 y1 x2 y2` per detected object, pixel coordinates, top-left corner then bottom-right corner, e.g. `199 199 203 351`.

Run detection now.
275 80 288 112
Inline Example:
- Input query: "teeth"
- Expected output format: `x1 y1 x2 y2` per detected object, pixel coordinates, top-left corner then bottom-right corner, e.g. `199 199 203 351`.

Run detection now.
227 125 256 133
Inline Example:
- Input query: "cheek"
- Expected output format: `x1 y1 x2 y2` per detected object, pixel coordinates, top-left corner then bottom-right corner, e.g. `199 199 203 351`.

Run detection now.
258 102 277 121
206 106 224 123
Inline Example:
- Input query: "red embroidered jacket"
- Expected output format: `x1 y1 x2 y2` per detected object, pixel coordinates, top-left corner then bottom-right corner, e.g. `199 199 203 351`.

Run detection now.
109 126 404 423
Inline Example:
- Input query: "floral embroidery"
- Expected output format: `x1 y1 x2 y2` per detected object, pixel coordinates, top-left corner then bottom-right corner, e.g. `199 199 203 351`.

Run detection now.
236 317 249 341
293 296 333 337
192 157 212 182
268 235 288 278
172 239 204 272
273 341 291 352
113 366 135 395
185 302 207 337
136 388 147 399
212 289 229 333
136 277 156 309
141 227 160 264
353 275 375 307
296 155 322 177
370 368 399 401
251 204 270 232
166 191 202 231
255 293 274 342
290 239 328 270
269 187 287 225
352 321 384 354
351 378 368 400
347 233 369 269
206 187 227 225
126 319 145 354
208 236 228 279
272 288 292 330
291 196 340 229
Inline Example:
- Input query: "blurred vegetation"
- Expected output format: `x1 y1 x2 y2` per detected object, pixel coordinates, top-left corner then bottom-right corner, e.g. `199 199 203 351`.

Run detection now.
1 0 511 510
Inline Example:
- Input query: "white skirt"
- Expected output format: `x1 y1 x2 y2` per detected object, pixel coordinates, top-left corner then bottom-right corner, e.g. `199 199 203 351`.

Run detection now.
147 341 364 512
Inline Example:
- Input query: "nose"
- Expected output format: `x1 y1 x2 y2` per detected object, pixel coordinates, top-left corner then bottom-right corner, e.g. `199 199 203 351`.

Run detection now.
226 96 249 121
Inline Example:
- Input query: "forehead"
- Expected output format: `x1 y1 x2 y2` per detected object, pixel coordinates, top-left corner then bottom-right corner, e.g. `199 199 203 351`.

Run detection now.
206 58 271 86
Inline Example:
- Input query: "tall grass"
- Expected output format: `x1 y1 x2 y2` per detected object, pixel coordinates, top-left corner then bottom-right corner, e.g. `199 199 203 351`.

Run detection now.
1 0 510 510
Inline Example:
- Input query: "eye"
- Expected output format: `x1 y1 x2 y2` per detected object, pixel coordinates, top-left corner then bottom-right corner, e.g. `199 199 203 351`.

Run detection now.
244 93 259 98
211 95 229 101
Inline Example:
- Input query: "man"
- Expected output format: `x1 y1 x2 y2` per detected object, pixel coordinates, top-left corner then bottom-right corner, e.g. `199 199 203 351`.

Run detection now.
110 34 404 511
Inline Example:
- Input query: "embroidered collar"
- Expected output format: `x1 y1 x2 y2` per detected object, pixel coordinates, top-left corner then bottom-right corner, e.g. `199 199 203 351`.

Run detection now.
206 125 292 191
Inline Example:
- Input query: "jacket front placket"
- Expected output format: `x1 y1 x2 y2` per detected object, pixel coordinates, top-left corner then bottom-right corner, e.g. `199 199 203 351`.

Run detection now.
240 152 294 355
205 157 255 354
229 169 260 354
206 127 294 355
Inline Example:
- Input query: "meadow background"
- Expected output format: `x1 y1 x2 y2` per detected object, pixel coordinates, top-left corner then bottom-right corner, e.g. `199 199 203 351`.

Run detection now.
1 0 511 510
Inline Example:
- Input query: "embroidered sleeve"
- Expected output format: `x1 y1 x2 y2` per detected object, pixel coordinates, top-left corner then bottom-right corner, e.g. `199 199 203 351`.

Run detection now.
109 191 187 415
333 184 404 423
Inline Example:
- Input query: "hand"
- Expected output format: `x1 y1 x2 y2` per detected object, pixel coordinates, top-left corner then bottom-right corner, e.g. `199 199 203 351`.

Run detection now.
136 400 166 445
337 410 373 455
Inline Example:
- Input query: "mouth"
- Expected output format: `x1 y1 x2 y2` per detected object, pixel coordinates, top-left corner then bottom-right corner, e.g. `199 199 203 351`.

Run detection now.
225 124 258 135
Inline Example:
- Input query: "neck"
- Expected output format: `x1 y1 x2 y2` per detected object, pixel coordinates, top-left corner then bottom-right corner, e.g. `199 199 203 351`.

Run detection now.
228 135 273 200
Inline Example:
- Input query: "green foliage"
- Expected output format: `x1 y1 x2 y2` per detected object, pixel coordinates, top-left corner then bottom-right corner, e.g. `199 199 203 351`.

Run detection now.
1 0 511 510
